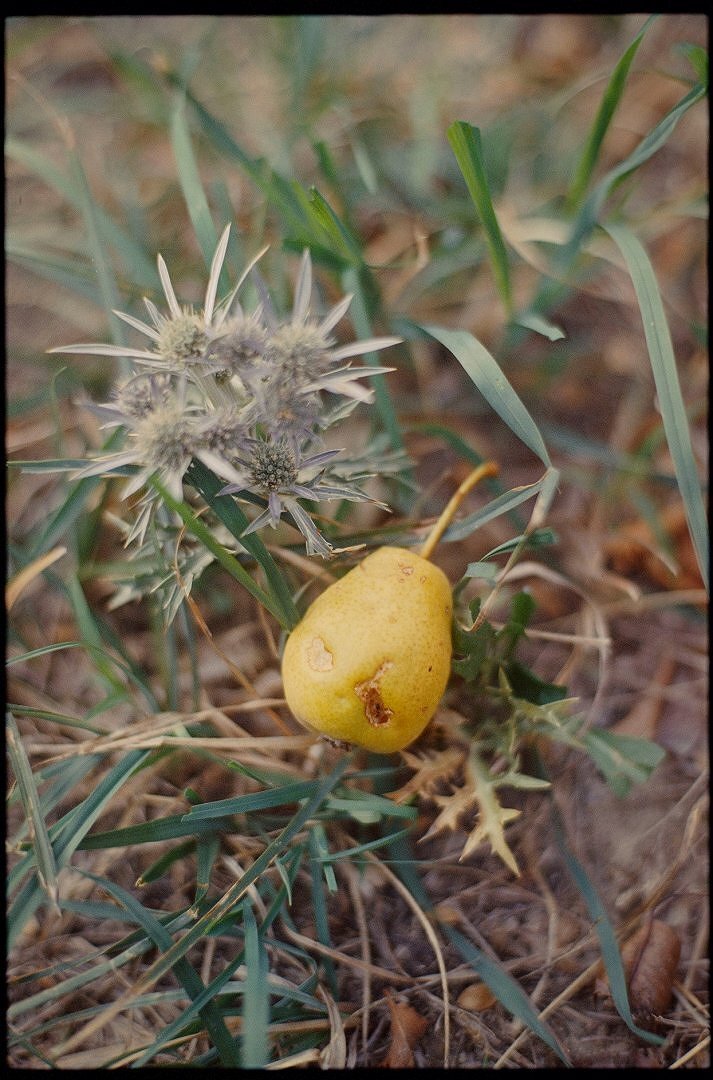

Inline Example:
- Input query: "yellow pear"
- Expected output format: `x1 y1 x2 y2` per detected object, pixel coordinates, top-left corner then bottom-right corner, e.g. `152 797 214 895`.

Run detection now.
281 546 453 753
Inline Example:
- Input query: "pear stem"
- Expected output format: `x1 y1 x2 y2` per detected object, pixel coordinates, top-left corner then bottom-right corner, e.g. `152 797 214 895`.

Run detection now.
419 461 499 561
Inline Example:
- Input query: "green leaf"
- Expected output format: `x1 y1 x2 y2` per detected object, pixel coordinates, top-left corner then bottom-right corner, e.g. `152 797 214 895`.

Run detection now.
184 779 322 821
513 311 566 342
550 796 665 1045
602 222 708 592
77 870 241 1066
6 716 59 911
570 77 707 254
676 42 708 84
241 901 270 1068
446 925 571 1064
504 659 569 707
583 729 666 797
447 121 513 314
308 187 363 265
422 325 552 467
185 460 300 630
452 620 496 683
565 16 654 211
170 93 220 274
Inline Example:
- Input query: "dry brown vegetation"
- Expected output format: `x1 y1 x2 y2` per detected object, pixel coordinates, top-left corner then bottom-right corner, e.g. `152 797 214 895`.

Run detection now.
6 14 708 1069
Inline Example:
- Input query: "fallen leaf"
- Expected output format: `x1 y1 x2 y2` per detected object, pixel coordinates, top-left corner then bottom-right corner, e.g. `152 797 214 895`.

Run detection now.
613 919 681 1019
380 990 429 1068
457 982 497 1012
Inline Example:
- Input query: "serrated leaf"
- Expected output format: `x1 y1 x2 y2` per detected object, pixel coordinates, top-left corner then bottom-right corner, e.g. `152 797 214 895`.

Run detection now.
583 729 666 797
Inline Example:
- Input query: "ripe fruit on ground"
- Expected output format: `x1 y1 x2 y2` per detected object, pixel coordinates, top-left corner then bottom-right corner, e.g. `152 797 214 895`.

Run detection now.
281 546 453 753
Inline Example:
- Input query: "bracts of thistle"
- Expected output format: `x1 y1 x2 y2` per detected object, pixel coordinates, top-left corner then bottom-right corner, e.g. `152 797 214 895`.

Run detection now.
49 226 406 616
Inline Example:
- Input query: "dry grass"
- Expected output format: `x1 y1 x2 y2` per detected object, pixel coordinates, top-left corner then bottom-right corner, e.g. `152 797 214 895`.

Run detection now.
6 14 708 1068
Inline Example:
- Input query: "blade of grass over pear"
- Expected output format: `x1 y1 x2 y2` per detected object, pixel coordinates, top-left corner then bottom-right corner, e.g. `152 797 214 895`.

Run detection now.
186 460 300 630
421 325 552 467
603 222 708 592
447 121 513 316
342 266 404 453
564 16 654 212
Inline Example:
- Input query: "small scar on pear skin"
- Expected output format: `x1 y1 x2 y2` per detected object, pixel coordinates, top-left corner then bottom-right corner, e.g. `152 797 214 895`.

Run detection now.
355 662 394 727
307 636 334 671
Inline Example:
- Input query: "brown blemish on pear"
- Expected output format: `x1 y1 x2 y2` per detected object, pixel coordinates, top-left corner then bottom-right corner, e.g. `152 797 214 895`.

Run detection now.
354 662 395 727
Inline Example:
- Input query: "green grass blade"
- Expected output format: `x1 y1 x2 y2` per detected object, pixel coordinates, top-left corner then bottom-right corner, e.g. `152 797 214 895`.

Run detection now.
150 476 289 627
421 324 552 467
6 715 59 911
6 240 102 302
7 704 106 736
195 834 221 903
565 16 654 211
440 477 550 544
602 222 708 592
549 801 665 1045
447 121 513 315
569 78 707 255
7 748 150 949
170 93 222 277
77 870 241 1066
77 813 225 849
514 311 566 342
185 460 300 630
446 926 572 1065
185 780 324 821
63 575 128 696
5 139 157 290
307 187 363 265
241 900 270 1068
341 266 405 455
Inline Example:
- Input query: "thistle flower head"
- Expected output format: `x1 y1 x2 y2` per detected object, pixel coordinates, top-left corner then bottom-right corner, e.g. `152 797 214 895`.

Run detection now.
248 439 299 491
49 225 406 567
154 310 209 364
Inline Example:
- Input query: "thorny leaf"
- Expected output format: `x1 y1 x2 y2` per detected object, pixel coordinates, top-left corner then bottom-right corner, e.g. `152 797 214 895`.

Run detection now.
387 747 465 804
380 990 429 1069
420 748 521 875
601 919 681 1020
